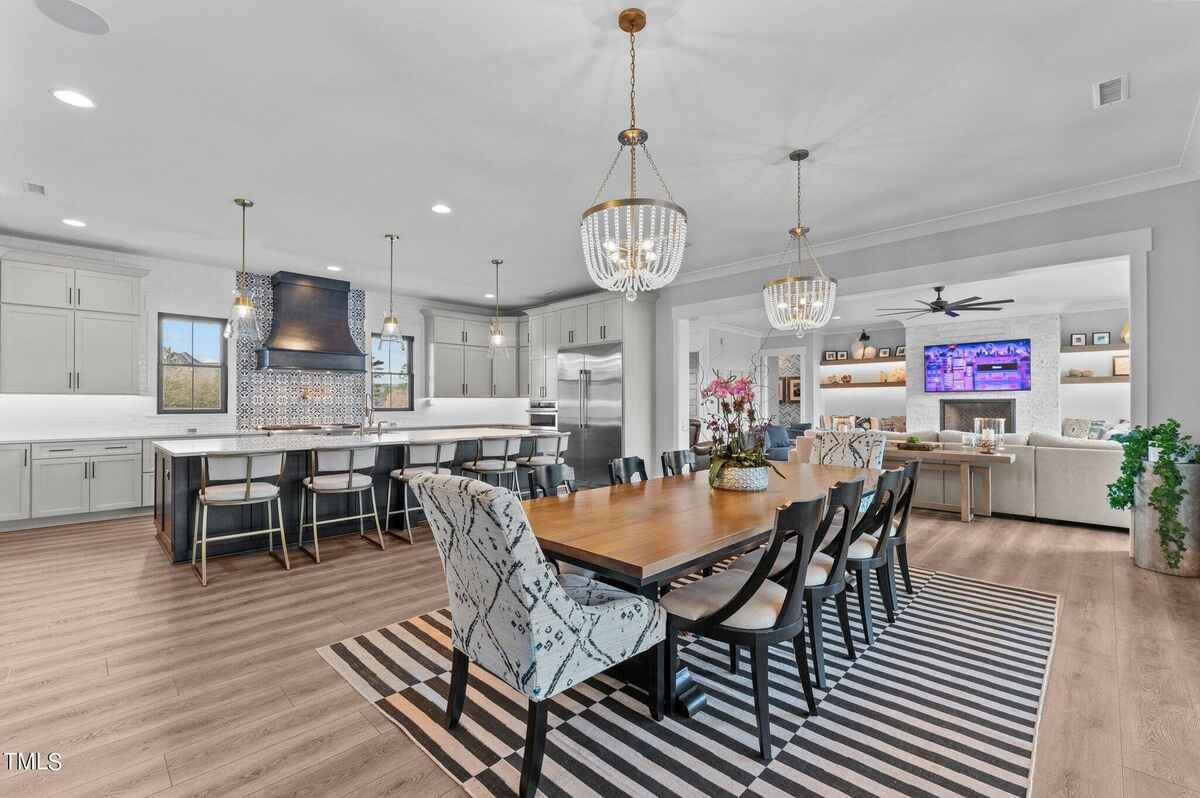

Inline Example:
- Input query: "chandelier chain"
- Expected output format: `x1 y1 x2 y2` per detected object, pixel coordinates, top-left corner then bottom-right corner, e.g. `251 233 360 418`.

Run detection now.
629 30 637 129
640 143 675 204
387 234 395 315
796 157 804 231
238 201 247 294
591 143 625 205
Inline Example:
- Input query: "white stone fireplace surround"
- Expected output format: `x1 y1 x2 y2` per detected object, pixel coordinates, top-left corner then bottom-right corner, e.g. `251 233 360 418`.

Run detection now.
905 313 1061 436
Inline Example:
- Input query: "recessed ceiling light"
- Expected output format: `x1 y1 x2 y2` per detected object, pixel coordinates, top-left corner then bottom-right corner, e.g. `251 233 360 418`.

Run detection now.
36 0 110 35
51 89 95 108
431 204 452 214
832 315 841 320
61 218 86 227
484 293 495 299
325 265 342 272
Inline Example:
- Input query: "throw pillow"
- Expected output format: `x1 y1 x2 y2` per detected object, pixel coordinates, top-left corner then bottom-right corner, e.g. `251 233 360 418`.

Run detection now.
1061 418 1092 439
1087 420 1110 440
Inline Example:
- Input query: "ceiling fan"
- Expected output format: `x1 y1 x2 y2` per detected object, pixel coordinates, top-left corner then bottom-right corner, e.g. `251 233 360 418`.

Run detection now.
876 286 1014 320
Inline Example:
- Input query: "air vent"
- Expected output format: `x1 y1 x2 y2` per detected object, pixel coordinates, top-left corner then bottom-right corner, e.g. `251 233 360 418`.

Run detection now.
22 181 46 196
1093 75 1129 108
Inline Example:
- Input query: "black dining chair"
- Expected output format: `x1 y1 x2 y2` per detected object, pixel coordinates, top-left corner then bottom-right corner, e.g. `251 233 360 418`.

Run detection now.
890 460 921 594
844 467 905 644
660 449 697 476
526 463 577 499
608 456 649 485
661 495 824 760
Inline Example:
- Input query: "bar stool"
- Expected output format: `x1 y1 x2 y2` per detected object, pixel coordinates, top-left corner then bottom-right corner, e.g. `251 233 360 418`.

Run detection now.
513 433 569 498
191 451 289 587
297 446 384 562
384 442 455 543
460 436 523 492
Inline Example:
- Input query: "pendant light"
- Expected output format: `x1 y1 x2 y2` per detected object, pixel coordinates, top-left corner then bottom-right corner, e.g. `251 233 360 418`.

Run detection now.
762 149 837 337
380 234 401 342
225 197 262 345
580 7 687 302
488 258 509 358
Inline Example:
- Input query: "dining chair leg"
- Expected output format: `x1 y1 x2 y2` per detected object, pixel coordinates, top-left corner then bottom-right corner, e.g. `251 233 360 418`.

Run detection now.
728 642 739 675
749 642 772 761
876 559 897 624
384 478 393 534
446 648 469 730
664 624 679 717
855 567 875 645
296 487 305 551
646 641 664 721
835 592 857 660
896 542 914 594
792 625 818 716
369 487 386 549
266 501 273 552
276 497 290 571
805 596 827 689
519 699 549 798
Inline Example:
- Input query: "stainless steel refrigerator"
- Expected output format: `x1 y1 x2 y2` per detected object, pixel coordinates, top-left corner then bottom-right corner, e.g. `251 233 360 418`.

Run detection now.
557 343 623 488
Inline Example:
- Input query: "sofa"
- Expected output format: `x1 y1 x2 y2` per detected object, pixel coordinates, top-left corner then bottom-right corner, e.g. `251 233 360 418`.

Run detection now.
796 428 1129 528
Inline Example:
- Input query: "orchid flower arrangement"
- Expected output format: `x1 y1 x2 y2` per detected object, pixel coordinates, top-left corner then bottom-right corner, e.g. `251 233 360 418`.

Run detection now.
700 371 785 480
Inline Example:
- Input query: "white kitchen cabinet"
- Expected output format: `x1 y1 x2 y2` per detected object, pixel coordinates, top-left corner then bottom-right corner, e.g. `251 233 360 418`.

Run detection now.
433 316 464 345
531 355 547 399
518 319 530 348
518 350 530 397
492 348 517 397
32 457 90 518
74 270 140 315
142 472 154 507
499 321 518 343
560 306 585 346
463 319 492 347
0 444 31 522
74 312 138 394
1 260 75 309
464 347 492 398
542 311 562 354
587 298 623 343
529 315 545 358
1 304 75 393
542 355 558 400
89 454 142 512
433 342 465 397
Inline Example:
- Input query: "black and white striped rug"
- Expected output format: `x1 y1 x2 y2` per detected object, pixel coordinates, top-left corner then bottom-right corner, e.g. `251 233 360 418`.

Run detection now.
319 568 1057 797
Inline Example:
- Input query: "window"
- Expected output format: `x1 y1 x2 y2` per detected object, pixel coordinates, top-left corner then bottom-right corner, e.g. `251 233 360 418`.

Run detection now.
371 334 414 411
158 314 228 413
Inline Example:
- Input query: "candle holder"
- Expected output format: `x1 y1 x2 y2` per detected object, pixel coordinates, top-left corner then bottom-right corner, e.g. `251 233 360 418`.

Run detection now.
974 418 1006 452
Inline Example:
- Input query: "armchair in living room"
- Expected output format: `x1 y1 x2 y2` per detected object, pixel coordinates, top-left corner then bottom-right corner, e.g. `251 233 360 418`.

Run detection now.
689 418 714 469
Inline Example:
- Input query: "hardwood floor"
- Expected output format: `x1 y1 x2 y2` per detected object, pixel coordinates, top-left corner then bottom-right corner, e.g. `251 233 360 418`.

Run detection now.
1 510 1198 797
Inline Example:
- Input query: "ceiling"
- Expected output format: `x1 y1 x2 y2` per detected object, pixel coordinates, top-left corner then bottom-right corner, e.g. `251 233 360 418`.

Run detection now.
2 0 1197 308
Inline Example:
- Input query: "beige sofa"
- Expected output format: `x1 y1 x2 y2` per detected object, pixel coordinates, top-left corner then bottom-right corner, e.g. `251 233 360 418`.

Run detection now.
798 428 1129 528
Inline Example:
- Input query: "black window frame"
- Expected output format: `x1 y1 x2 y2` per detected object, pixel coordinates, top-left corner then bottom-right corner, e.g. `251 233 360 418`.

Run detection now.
157 313 229 414
370 333 416 412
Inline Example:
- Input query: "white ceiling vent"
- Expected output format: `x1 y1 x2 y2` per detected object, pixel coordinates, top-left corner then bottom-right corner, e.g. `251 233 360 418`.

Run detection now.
1093 75 1129 108
22 181 46 196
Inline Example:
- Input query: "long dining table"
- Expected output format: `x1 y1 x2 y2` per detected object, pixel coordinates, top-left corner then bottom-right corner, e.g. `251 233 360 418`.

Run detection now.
523 457 881 717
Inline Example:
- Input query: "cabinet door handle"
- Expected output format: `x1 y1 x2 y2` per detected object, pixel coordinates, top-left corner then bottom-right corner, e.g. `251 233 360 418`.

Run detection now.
75 371 80 389
67 286 73 305
49 448 74 453
68 372 72 389
23 449 28 466
84 462 89 480
76 288 82 305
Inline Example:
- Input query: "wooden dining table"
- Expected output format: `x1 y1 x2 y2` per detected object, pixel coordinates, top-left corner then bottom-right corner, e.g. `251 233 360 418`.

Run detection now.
523 457 881 716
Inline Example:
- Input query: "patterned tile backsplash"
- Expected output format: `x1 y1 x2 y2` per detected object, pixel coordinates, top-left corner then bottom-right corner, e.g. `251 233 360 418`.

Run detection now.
235 272 368 430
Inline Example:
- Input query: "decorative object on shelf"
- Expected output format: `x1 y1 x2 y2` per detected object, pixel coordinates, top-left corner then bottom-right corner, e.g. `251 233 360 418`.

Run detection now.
896 345 906 356
851 329 871 359
897 437 939 452
487 258 509 358
1069 333 1086 347
379 234 401 342
877 285 1013 320
224 198 261 345
1092 331 1111 346
1120 319 1131 345
836 351 847 360
1113 355 1131 376
1109 419 1198 575
878 347 891 358
839 374 853 384
580 8 686 302
973 417 1006 451
762 148 838 337
888 365 906 383
823 350 836 361
700 372 784 492
1067 367 1096 378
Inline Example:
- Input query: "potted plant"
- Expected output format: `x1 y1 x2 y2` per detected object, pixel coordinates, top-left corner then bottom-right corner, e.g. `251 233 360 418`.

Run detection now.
700 372 785 492
1108 418 1200 576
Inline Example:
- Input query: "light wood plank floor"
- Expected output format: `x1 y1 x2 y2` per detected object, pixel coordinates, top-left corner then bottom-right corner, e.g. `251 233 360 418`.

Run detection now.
1 511 1198 797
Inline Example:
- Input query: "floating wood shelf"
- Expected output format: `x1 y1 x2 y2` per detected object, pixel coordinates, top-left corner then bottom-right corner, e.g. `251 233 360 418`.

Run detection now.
1060 375 1130 384
821 355 906 365
819 381 907 390
1060 343 1129 354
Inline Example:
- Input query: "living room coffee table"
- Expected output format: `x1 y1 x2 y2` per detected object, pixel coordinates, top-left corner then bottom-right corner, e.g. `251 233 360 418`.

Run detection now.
885 447 1016 522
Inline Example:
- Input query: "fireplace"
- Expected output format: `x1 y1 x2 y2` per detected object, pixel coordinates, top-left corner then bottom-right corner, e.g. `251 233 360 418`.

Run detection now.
940 399 1017 433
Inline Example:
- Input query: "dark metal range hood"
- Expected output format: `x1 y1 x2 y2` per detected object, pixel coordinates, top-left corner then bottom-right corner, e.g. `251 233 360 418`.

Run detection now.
256 271 365 372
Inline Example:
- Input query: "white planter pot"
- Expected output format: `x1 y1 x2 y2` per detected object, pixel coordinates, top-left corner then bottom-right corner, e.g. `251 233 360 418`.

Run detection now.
1133 461 1200 577
710 464 769 492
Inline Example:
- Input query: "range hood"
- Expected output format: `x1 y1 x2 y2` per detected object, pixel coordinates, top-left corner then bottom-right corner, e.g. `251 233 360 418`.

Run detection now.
256 271 365 371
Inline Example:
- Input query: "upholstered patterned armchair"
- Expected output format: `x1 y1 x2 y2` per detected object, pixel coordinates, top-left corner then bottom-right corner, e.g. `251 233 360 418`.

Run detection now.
811 429 886 469
408 473 666 798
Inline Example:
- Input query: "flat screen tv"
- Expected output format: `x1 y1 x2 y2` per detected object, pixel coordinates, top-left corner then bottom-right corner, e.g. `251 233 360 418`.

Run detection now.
924 338 1031 392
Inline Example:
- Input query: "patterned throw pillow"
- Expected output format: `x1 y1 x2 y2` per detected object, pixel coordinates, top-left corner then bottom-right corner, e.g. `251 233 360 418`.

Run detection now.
1087 420 1111 440
879 416 906 432
1061 418 1092 439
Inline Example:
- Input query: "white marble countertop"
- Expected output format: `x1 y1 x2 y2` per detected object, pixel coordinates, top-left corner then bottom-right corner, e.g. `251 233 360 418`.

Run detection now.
154 426 565 457
0 428 257 446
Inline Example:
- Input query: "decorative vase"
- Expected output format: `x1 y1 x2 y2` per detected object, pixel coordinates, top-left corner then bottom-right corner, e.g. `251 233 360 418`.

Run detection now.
710 464 770 492
1133 462 1200 577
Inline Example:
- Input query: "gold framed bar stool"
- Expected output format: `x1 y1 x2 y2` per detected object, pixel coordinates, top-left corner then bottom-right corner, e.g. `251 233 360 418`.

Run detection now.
297 446 385 562
460 436 523 492
385 442 455 543
191 451 289 587
513 433 569 498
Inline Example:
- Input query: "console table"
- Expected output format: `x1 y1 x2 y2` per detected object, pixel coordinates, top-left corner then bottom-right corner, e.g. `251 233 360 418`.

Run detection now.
885 447 1016 522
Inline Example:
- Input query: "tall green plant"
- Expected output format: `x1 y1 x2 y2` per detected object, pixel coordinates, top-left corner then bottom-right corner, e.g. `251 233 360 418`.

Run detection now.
1108 419 1194 570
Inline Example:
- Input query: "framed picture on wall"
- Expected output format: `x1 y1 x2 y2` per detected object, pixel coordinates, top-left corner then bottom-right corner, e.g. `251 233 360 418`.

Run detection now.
823 350 837 362
836 351 848 361
895 345 906 356
777 377 785 402
785 377 804 403
1113 355 1131 376
878 347 891 358
1092 331 1111 346
1070 333 1086 347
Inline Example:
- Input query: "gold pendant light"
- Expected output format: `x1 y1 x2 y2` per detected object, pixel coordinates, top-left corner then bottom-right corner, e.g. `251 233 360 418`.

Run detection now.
488 258 509 358
580 8 687 302
380 234 401 342
225 198 262 344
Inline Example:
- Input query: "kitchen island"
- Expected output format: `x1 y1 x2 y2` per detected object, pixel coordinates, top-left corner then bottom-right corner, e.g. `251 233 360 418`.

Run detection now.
152 426 561 563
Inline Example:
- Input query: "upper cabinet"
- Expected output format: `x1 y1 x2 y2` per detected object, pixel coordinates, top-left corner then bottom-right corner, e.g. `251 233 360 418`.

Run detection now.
74 270 140 315
74 312 139 394
586 298 623 343
1 304 75 393
434 316 465 344
1 260 140 315
518 319 530 348
561 306 585 346
424 310 522 398
463 319 492 347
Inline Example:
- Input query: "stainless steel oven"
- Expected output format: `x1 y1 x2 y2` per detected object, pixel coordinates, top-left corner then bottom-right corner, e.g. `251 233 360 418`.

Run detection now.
525 401 558 429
